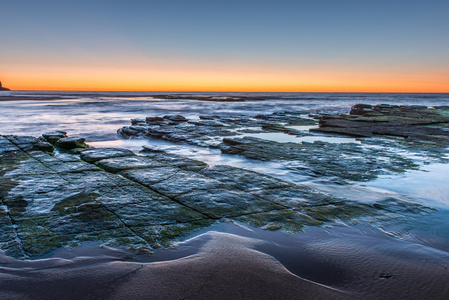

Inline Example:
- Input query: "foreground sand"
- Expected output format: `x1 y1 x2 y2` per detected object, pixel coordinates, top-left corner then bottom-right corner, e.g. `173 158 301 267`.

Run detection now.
0 232 348 299
1 228 448 300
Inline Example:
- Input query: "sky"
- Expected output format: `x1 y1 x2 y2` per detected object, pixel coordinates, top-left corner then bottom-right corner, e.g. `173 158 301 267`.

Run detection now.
1 0 448 92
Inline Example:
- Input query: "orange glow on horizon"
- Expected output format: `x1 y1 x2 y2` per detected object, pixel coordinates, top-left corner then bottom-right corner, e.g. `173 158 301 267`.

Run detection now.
2 64 449 93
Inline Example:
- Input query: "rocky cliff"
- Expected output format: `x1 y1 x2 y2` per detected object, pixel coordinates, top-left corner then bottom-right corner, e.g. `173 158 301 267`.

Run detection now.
0 81 10 91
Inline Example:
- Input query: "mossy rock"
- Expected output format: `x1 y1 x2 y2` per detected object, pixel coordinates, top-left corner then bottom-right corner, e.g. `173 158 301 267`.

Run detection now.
301 202 377 222
235 210 322 233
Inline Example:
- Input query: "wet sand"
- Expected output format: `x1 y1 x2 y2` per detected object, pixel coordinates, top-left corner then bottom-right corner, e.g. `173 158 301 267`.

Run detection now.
0 232 348 300
1 224 448 300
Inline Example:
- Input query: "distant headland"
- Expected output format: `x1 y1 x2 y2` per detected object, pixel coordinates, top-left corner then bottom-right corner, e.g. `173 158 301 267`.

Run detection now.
0 81 11 91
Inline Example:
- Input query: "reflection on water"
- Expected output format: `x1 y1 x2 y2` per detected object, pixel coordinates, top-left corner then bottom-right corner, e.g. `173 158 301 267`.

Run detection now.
89 138 300 180
241 132 361 144
366 163 449 209
286 124 319 131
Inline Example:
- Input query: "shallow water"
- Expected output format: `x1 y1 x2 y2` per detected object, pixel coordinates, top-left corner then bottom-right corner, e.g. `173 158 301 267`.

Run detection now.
1 91 449 264
241 132 361 144
366 162 449 209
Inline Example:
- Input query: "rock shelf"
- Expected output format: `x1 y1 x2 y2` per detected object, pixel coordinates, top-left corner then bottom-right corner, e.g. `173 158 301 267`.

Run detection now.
3 104 447 259
118 111 315 147
118 107 447 182
312 104 449 145
0 131 436 259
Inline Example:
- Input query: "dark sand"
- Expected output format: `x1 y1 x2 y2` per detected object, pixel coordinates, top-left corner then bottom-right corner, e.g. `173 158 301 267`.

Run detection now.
1 225 448 300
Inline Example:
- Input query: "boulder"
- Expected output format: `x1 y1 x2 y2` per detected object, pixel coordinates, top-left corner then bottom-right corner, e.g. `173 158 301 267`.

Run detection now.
42 131 67 143
33 141 54 152
56 137 88 149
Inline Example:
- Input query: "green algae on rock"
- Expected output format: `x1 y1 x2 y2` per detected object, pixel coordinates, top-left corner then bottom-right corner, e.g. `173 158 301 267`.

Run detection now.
200 165 294 192
219 137 418 182
55 137 89 149
234 210 323 233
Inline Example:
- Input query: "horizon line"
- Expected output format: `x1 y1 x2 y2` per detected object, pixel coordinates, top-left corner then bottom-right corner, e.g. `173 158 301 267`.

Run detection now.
4 89 449 94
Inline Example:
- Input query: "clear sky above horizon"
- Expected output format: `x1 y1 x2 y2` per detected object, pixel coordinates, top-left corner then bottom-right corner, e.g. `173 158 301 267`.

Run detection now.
1 0 448 92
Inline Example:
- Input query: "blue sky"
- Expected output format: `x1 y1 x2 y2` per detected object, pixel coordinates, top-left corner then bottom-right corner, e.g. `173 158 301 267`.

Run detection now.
1 0 448 91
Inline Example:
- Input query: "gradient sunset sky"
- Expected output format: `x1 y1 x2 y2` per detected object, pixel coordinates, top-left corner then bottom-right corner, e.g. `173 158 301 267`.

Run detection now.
1 0 448 92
